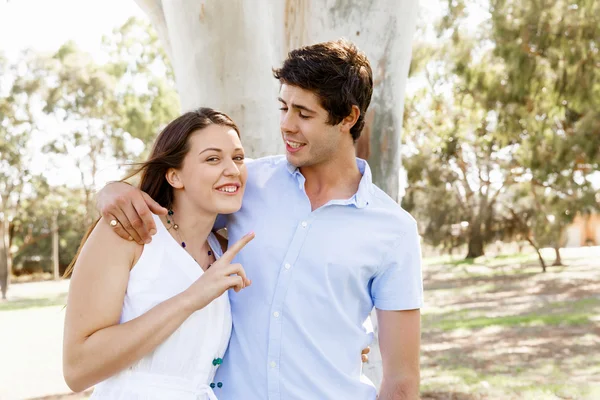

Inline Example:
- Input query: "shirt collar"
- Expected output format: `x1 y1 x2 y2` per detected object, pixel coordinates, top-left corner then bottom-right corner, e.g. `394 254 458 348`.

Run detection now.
285 158 373 209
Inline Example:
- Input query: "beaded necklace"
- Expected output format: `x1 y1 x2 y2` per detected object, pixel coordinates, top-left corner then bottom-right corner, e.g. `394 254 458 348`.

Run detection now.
166 209 214 268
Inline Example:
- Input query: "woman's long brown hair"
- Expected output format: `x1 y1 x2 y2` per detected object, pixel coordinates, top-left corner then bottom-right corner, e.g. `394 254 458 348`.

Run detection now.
63 108 239 277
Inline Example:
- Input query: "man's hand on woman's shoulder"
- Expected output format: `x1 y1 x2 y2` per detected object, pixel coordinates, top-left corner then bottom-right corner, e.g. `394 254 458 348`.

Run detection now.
97 182 168 245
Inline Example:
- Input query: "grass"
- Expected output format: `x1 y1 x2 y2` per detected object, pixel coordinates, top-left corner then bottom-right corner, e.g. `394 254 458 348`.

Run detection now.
423 252 537 267
427 311 592 331
0 294 67 312
424 298 600 331
420 249 600 400
423 367 600 399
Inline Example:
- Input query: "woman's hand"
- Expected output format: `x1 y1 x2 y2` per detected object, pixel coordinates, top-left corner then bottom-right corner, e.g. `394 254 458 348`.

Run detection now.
183 232 255 311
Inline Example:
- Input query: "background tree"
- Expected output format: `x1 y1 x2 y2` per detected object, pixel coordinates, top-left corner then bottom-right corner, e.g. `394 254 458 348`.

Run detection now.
0 50 46 299
42 18 180 224
403 0 600 263
10 184 90 276
1 17 179 298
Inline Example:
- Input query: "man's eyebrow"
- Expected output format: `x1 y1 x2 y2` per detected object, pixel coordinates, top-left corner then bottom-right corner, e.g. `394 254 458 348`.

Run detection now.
278 97 317 114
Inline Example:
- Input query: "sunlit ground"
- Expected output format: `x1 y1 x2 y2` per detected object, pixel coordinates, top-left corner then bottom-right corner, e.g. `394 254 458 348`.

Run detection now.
2 247 599 399
420 247 600 400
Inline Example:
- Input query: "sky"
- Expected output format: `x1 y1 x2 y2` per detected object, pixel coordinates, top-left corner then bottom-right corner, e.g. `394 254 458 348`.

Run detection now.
0 0 144 61
0 0 147 187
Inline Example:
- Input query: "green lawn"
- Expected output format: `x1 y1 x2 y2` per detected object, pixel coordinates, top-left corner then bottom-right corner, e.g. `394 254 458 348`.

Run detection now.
420 250 600 400
0 293 67 312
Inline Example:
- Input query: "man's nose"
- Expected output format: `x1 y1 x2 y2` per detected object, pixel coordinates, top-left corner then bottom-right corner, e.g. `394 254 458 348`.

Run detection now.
280 111 297 134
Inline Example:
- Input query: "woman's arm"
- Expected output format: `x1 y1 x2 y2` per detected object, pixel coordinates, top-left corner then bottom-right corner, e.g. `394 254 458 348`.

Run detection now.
63 218 198 392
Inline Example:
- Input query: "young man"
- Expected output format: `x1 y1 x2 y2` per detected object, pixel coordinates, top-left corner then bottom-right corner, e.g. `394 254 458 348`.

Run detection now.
97 39 423 399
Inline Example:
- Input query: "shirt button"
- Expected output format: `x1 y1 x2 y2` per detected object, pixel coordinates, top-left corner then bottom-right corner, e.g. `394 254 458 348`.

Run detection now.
270 361 277 368
301 221 308 228
273 311 280 318
284 263 291 270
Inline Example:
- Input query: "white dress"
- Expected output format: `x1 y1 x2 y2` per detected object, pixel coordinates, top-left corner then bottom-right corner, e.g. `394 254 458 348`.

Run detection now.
90 214 232 400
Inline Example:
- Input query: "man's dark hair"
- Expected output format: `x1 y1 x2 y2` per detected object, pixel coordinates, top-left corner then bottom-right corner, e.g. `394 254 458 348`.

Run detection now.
273 39 373 142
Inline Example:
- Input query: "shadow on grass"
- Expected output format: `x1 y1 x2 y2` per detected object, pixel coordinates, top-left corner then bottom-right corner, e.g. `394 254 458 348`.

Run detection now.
421 391 482 400
424 271 540 292
426 307 594 332
0 294 67 312
421 251 600 399
447 258 476 266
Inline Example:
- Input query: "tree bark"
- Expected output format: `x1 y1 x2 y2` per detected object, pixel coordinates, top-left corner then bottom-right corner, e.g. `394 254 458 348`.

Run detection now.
52 212 60 280
134 0 418 200
135 0 283 157
0 217 9 300
466 220 485 258
552 246 562 266
526 236 547 272
466 235 485 258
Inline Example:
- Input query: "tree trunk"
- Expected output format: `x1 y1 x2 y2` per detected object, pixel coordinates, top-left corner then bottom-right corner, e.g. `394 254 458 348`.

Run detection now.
135 0 419 388
134 0 417 200
466 235 485 258
52 212 60 281
0 217 9 300
552 246 563 266
135 0 283 157
526 236 547 272
466 222 485 258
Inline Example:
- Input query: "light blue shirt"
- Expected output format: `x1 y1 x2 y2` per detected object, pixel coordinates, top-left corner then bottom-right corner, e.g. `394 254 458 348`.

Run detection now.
214 155 423 400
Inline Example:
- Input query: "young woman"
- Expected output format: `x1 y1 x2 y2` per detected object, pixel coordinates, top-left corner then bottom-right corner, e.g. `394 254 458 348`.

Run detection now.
63 108 253 399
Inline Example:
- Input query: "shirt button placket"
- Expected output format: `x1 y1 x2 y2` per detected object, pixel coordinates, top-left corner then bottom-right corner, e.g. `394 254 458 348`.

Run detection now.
267 217 311 399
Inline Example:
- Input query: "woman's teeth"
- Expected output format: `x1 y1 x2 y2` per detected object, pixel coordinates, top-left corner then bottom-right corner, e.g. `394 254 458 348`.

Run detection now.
217 186 238 193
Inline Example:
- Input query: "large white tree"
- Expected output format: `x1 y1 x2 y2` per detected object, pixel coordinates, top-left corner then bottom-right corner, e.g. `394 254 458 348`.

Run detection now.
134 0 419 386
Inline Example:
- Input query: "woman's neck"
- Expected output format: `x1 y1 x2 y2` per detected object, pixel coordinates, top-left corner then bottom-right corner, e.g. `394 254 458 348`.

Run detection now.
165 198 216 250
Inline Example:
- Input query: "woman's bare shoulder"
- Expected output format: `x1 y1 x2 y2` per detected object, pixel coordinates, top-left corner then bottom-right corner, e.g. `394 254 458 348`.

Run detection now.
82 217 144 269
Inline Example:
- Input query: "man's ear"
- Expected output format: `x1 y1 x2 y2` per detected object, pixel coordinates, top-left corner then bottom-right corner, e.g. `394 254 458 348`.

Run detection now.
165 168 184 189
340 105 360 134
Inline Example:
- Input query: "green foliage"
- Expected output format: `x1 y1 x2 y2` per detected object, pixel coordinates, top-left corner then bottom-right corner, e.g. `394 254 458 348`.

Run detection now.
11 185 90 275
101 17 179 148
2 18 179 283
403 0 600 262
42 18 180 179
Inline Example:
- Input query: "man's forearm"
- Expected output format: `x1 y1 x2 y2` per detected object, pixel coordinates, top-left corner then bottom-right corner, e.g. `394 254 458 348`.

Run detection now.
378 376 420 400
